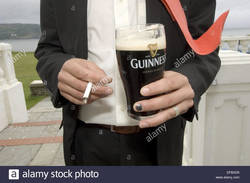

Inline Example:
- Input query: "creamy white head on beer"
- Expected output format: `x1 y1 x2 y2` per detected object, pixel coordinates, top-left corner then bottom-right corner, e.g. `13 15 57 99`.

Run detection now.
116 24 166 51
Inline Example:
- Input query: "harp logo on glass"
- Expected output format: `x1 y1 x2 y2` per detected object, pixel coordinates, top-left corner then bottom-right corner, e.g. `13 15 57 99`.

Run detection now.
129 43 166 69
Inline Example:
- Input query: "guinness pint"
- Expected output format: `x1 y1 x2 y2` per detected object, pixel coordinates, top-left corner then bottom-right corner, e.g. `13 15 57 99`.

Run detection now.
116 24 167 120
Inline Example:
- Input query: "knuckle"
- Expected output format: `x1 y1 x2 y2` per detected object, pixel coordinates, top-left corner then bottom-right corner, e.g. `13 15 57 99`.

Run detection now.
84 62 90 69
167 79 174 89
189 100 194 107
77 92 83 99
190 88 195 98
62 60 69 69
169 109 176 119
76 81 85 91
163 71 168 78
57 82 62 90
148 100 157 111
75 82 81 90
158 116 166 124
81 71 89 80
60 91 66 97
182 75 189 83
58 71 63 81
183 109 189 114
99 69 106 76
63 59 74 70
164 96 172 106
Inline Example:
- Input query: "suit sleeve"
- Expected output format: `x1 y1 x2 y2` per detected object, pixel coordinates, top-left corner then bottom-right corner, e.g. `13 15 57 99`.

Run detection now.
171 0 221 122
35 0 75 108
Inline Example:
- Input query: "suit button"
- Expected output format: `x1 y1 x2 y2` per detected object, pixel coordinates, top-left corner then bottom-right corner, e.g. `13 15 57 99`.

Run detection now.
126 154 132 161
70 105 76 111
70 154 76 161
183 5 188 12
98 129 103 135
70 5 76 11
42 30 46 37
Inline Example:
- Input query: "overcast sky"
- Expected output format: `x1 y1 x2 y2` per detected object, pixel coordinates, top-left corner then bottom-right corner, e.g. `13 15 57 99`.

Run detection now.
0 0 249 29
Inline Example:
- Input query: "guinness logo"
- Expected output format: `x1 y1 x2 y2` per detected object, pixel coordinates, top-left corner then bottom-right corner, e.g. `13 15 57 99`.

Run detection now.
148 43 158 57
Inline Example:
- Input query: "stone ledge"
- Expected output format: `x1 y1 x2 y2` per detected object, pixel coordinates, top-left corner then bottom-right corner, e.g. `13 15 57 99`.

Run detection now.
30 80 49 96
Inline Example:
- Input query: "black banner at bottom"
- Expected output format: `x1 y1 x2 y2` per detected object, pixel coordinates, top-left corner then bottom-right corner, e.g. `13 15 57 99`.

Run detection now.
0 166 248 183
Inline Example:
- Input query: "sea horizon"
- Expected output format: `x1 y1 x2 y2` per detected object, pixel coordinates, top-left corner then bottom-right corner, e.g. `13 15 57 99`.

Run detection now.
0 28 249 52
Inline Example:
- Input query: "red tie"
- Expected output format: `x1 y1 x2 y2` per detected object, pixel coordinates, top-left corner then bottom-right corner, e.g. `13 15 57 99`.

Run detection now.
161 0 229 55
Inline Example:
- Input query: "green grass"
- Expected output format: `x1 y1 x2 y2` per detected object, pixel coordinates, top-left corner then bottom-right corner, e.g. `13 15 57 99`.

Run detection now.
13 52 46 109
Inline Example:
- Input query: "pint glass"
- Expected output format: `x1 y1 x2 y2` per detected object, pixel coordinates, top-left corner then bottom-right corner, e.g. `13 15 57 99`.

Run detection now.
116 24 167 120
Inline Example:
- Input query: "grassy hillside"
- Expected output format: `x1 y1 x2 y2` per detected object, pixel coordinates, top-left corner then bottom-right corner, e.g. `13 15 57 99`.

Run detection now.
0 24 40 40
13 52 46 109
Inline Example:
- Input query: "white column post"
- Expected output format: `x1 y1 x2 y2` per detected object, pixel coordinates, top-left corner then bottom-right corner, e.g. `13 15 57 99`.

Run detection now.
0 43 28 127
0 68 8 131
183 50 250 165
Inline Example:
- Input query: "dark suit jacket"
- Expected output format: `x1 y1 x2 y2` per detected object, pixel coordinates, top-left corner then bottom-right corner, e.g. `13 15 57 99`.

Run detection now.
35 0 221 165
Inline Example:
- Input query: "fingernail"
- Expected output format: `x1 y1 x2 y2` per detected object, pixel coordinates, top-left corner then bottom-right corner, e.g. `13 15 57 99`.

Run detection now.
141 87 150 95
134 103 143 112
139 122 149 128
106 76 113 83
102 76 112 85
106 88 113 94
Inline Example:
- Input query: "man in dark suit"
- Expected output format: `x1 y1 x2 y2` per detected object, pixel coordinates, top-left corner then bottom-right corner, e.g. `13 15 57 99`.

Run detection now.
35 0 220 165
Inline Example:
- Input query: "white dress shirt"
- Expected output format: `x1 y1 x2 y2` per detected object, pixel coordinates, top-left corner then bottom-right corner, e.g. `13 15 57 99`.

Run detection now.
78 0 146 126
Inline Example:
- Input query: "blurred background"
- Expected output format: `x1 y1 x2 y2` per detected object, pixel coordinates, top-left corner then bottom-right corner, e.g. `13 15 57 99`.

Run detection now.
0 0 249 166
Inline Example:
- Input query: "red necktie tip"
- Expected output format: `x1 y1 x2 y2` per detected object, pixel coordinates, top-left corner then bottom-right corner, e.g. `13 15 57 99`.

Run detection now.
161 0 230 55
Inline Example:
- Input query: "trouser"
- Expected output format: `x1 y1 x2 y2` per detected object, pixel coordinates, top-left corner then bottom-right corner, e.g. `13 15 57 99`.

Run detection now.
63 116 186 166
73 120 159 165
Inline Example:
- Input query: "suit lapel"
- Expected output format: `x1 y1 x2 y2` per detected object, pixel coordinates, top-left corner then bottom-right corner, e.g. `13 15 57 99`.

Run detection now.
73 0 88 58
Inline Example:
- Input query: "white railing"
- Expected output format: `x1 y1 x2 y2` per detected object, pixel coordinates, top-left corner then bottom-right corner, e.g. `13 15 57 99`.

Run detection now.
0 43 28 132
221 36 250 53
183 50 250 166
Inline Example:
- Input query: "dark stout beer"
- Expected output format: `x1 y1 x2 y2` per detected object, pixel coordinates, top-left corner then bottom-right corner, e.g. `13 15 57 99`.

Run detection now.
116 24 166 120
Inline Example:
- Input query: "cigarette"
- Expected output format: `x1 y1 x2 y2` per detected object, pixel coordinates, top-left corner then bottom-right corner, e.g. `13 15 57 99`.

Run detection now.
83 82 93 104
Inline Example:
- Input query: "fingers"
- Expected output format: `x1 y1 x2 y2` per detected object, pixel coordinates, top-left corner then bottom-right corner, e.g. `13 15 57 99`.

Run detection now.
60 90 104 105
134 86 194 112
74 66 109 83
58 71 86 93
60 91 84 105
139 99 194 128
59 59 114 105
58 79 113 102
134 71 195 128
58 71 113 96
140 71 188 97
58 82 84 100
